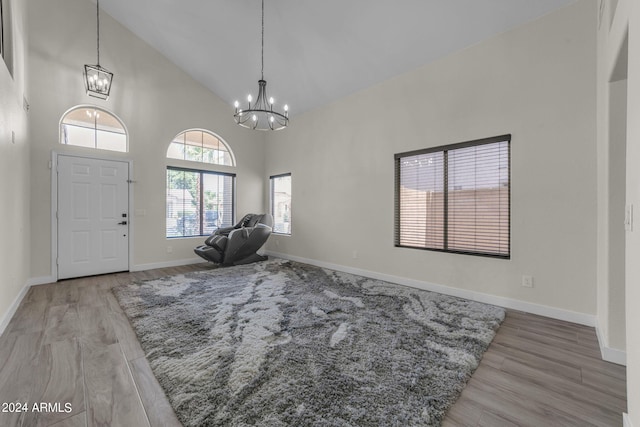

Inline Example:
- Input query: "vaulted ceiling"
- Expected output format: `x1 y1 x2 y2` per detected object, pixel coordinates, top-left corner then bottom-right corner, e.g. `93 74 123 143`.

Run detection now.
100 0 577 116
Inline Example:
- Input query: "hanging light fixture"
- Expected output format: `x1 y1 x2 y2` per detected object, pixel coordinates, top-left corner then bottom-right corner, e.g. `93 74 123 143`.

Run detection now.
83 0 113 100
234 0 289 131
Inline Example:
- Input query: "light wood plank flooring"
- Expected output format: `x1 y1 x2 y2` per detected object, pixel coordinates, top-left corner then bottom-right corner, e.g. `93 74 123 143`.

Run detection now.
0 265 627 427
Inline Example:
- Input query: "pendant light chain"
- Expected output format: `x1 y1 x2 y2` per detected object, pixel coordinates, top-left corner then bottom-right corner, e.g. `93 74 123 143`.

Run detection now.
96 0 101 66
261 0 264 81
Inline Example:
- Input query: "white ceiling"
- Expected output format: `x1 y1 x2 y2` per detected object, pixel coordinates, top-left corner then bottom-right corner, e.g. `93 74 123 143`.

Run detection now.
100 0 577 116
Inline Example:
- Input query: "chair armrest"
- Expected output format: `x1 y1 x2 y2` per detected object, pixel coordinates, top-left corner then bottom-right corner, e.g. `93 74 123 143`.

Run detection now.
209 235 228 252
224 224 272 264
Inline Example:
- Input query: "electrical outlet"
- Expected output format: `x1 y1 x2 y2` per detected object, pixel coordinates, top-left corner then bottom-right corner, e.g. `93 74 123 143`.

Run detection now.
167 246 173 254
522 275 534 288
352 250 358 259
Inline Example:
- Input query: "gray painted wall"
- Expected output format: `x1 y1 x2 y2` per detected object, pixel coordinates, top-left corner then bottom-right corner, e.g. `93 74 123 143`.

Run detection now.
264 1 598 316
27 0 267 279
0 0 30 330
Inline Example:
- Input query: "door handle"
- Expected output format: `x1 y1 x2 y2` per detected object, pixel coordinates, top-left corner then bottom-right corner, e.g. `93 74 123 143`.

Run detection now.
118 221 128 225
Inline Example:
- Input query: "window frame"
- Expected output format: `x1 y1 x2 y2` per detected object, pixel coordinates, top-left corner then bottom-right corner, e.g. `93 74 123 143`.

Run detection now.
59 105 128 153
167 129 236 167
166 166 236 238
394 134 511 259
270 173 292 235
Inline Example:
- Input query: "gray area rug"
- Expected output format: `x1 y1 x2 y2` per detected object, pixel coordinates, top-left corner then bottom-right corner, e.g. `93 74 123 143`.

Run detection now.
113 259 505 426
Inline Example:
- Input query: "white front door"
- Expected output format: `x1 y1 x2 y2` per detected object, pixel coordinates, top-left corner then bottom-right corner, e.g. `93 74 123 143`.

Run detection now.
57 155 129 279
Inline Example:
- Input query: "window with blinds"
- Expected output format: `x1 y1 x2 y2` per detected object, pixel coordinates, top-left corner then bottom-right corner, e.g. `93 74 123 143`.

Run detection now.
395 135 510 258
166 167 235 238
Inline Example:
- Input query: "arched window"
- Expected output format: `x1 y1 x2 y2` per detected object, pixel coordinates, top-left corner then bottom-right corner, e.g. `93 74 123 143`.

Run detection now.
167 129 235 166
60 106 127 152
166 129 236 238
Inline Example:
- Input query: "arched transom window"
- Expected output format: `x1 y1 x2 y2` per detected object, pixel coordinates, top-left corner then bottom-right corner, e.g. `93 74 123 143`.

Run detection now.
60 106 127 152
167 129 235 166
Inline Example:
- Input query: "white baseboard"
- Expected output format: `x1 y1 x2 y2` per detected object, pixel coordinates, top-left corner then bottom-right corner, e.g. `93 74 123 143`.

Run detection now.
2 260 205 334
0 282 31 336
624 413 633 427
265 251 597 327
2 275 60 335
600 346 626 366
27 276 57 286
131 257 205 272
595 324 627 366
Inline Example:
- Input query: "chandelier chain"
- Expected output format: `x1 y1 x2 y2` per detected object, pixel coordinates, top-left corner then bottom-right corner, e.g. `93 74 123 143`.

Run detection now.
261 0 264 80
96 0 101 65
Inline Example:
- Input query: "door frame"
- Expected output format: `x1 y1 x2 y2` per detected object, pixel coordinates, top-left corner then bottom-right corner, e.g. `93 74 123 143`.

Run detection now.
51 151 134 281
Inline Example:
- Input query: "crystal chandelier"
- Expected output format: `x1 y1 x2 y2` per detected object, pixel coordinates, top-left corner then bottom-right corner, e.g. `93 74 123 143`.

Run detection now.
83 0 113 100
234 0 289 131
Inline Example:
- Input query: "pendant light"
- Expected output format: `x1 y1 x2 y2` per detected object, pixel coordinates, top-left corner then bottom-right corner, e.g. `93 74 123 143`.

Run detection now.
234 0 289 131
83 0 113 100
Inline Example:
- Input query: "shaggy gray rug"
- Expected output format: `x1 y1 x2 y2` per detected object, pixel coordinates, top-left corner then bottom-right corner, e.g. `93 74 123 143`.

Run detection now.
113 259 504 426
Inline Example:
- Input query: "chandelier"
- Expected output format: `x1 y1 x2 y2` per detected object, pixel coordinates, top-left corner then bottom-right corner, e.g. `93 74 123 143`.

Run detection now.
83 0 113 100
234 0 289 131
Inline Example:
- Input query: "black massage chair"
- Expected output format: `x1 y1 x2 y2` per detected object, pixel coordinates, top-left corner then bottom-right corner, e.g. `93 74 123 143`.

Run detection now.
194 213 273 265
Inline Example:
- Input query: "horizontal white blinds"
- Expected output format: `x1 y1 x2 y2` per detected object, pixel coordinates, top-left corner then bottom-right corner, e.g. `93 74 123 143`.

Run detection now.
398 152 445 249
166 168 235 238
395 136 510 258
448 141 509 256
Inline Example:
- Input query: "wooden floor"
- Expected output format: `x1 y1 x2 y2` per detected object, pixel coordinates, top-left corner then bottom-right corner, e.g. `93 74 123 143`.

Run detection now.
0 264 627 427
